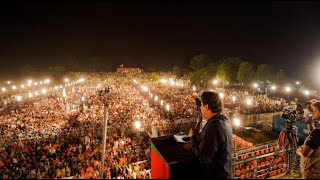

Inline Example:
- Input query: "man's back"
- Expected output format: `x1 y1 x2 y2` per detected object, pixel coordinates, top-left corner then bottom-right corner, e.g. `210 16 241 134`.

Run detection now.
192 114 232 179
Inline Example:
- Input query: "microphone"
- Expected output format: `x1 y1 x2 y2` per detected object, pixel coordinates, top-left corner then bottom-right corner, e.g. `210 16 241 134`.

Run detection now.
194 116 202 131
195 98 201 112
194 98 202 131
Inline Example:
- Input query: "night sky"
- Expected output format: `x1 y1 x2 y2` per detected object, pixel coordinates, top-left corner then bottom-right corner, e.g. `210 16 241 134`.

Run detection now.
1 1 320 80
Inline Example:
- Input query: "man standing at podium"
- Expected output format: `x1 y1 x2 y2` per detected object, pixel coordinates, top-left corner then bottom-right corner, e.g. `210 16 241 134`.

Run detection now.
189 91 233 179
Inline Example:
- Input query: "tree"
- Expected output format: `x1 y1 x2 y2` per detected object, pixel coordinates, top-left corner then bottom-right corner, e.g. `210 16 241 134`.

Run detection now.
216 62 231 84
190 68 209 87
149 72 158 81
207 62 219 78
237 61 256 84
223 57 243 83
145 67 156 72
256 64 273 82
189 54 211 71
274 69 287 84
172 66 183 78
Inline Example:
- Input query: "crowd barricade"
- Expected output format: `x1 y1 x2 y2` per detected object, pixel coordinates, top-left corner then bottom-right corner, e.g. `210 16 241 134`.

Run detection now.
232 140 287 179
233 135 254 151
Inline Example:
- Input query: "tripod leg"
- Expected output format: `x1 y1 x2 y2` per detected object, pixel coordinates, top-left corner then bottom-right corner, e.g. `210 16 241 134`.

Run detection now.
286 152 291 175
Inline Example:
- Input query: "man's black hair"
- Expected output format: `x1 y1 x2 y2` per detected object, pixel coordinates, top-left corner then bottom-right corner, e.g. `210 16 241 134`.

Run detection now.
201 91 222 113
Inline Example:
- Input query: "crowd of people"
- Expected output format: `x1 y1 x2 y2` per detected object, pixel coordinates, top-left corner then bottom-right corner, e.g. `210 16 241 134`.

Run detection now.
0 71 298 179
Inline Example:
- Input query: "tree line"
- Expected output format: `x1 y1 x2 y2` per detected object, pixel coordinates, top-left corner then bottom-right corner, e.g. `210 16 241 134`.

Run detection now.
10 54 297 88
172 54 288 87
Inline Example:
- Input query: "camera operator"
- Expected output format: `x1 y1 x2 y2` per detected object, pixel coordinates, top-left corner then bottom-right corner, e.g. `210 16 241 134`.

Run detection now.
296 101 320 179
304 99 318 133
188 91 233 179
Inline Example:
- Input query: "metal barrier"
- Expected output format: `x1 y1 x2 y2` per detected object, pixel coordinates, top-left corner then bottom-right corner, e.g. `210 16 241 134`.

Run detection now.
232 140 287 179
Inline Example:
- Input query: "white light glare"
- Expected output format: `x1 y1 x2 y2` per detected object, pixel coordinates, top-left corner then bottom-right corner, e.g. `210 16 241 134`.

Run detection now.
141 86 148 92
234 118 241 127
134 121 141 130
305 90 309 96
41 89 47 94
285 86 291 92
246 99 252 105
16 96 22 101
213 80 218 85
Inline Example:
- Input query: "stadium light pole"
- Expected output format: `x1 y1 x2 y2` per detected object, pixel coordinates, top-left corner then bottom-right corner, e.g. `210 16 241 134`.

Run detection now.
98 87 110 179
285 86 291 103
305 90 309 102
246 98 253 125
270 85 276 98
100 102 108 179
252 83 258 97
62 89 67 119
135 120 141 139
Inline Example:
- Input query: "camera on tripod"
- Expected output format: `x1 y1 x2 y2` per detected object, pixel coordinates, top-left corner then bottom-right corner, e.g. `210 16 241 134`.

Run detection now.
264 108 301 178
281 104 305 124
281 109 297 124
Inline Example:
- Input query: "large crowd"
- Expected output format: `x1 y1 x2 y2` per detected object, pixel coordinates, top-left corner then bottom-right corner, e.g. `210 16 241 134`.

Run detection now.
0 72 292 179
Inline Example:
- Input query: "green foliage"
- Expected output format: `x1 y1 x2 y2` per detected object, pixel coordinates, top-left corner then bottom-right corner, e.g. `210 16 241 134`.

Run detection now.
256 64 273 82
149 72 158 81
274 69 287 83
216 62 231 83
190 68 209 86
237 61 256 84
222 57 243 83
172 66 183 78
145 67 156 72
207 62 219 78
189 54 210 71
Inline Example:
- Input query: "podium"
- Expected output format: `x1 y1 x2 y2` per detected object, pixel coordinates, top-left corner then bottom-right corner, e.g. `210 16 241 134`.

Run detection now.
150 135 200 179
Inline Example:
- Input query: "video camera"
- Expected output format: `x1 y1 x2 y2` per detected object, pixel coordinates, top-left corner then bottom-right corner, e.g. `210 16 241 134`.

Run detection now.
281 109 297 123
281 104 304 123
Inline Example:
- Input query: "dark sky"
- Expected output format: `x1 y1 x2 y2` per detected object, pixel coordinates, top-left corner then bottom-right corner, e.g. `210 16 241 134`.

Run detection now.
1 1 320 78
